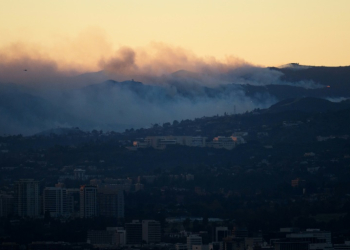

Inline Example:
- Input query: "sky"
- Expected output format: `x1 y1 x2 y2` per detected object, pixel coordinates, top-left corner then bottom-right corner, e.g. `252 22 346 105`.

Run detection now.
0 0 349 72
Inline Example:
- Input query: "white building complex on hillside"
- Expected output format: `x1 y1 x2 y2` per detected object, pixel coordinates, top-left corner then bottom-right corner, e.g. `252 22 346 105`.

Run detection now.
134 136 207 149
133 134 246 150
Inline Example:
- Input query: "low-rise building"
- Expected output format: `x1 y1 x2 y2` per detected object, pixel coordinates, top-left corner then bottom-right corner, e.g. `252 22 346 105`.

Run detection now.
187 235 202 250
134 136 207 149
87 227 126 247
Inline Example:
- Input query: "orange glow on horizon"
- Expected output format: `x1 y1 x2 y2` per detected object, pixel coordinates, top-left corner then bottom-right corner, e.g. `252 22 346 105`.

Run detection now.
0 0 349 68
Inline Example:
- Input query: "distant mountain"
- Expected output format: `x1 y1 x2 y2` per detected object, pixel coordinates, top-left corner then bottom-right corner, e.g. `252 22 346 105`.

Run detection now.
35 127 86 136
240 83 339 100
265 97 350 113
81 79 172 103
277 63 313 70
81 79 243 101
1 65 350 135
83 79 148 93
270 65 350 90
239 65 350 100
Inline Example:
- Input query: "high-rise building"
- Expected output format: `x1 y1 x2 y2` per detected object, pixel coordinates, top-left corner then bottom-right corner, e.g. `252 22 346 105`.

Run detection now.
14 179 40 217
142 220 161 243
98 188 124 218
215 227 229 242
125 220 142 245
0 194 14 217
80 185 97 218
117 189 124 218
66 188 80 217
43 187 71 217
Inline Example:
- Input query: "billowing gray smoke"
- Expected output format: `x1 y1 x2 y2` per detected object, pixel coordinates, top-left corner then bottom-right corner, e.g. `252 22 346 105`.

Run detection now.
0 71 278 135
0 44 324 135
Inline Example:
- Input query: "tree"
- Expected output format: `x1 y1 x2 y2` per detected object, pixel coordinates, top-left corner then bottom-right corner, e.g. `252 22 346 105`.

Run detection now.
163 122 171 127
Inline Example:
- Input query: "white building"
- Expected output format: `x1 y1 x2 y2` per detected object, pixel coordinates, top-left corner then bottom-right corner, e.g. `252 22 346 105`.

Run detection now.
145 136 191 149
87 227 126 247
110 227 126 247
134 136 207 149
43 187 72 217
191 137 207 147
187 235 202 250
74 168 86 180
207 136 236 150
14 179 39 217
287 229 331 244
193 245 209 250
176 243 188 250
142 220 161 243
334 241 350 250
274 229 333 250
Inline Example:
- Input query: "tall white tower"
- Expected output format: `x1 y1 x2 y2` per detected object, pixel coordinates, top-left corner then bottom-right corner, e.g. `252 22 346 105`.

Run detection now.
14 179 40 217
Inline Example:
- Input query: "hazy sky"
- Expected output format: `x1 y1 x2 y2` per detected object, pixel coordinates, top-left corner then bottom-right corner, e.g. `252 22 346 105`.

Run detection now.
1 0 349 70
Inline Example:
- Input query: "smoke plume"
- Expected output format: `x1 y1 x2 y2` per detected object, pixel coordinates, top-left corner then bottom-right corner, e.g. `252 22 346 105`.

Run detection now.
0 32 325 135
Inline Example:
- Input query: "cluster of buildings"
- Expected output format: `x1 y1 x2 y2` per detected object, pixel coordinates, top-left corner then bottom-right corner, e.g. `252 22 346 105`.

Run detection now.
0 179 124 219
173 227 347 250
87 220 161 248
84 225 350 250
273 228 341 250
133 133 246 150
171 227 258 250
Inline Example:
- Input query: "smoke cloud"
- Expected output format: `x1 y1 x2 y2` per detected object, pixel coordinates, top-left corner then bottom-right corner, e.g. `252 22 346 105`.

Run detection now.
0 31 326 135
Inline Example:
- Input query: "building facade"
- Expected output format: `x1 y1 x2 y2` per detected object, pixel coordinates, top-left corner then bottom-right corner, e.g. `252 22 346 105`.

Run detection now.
125 220 142 245
80 185 97 218
43 187 71 217
142 220 161 243
14 179 40 217
187 235 202 250
98 188 124 218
